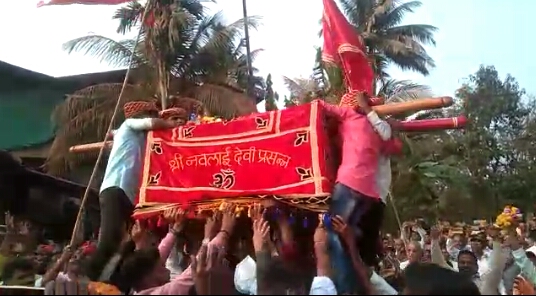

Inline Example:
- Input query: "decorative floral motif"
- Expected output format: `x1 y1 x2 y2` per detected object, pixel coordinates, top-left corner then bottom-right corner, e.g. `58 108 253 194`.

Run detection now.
295 167 313 180
255 117 268 129
148 172 161 185
294 131 309 147
151 142 163 154
182 126 195 138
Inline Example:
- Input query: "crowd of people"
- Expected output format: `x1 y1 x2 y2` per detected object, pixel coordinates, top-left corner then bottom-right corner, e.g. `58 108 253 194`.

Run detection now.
1 204 536 295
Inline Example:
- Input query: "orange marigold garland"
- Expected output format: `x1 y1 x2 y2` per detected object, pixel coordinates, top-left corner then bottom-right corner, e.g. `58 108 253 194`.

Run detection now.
88 281 121 295
495 205 522 229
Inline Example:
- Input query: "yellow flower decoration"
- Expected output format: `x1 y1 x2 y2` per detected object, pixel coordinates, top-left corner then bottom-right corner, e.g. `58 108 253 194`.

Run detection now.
495 205 522 230
88 282 121 295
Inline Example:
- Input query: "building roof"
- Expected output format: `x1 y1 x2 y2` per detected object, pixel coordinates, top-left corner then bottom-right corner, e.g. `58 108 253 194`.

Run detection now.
0 61 126 151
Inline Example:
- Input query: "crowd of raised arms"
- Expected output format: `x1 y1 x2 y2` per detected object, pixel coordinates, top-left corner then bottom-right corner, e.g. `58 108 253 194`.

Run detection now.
1 206 536 295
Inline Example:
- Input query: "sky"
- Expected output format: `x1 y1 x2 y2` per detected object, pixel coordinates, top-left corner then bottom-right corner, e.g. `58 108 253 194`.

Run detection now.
0 0 534 109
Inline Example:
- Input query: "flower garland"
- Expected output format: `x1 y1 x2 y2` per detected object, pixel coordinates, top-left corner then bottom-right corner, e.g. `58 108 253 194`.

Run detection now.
87 282 121 295
495 205 522 229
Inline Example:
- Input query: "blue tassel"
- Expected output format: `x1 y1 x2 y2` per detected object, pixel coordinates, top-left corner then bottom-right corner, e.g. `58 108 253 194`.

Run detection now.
289 213 295 225
323 213 333 230
303 216 308 228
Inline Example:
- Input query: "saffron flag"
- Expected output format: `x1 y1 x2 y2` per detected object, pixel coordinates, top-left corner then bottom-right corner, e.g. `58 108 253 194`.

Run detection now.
322 0 374 95
37 0 129 8
134 101 334 218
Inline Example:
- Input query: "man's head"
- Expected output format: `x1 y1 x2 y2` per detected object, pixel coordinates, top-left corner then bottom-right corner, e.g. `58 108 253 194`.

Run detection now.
119 248 170 292
457 249 478 277
159 107 188 125
406 241 423 263
1 257 36 286
402 262 480 295
123 101 158 119
469 235 485 253
452 233 466 248
256 251 306 294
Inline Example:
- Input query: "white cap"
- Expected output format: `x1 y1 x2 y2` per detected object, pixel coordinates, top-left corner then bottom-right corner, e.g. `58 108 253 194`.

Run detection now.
526 246 536 256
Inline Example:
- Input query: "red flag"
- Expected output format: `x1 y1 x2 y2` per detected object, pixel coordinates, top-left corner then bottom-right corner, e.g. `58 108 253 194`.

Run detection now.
322 0 374 95
37 0 129 8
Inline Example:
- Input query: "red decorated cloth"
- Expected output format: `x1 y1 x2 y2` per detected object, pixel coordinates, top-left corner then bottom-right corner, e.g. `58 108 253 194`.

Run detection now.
135 102 333 216
322 0 374 95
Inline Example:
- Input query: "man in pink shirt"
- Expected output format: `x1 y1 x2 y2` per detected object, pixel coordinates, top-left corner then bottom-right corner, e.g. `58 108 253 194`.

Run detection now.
317 92 393 293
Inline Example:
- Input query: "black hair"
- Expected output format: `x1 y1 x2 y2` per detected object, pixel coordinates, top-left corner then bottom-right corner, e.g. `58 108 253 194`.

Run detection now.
457 249 478 264
404 262 480 295
256 251 306 294
1 257 35 282
118 247 160 291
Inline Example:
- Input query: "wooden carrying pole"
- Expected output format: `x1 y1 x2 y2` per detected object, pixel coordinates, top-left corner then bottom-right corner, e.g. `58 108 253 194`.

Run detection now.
69 96 454 153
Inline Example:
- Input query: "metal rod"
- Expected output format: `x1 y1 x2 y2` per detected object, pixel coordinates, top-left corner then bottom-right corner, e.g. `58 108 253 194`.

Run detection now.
241 0 254 98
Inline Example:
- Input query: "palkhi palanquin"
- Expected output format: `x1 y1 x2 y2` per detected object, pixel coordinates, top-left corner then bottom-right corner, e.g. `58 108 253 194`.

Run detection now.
70 97 466 219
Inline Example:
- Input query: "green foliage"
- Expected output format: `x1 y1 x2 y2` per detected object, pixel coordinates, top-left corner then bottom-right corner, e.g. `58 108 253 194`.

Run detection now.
337 0 437 82
47 0 264 175
393 65 536 223
264 74 278 111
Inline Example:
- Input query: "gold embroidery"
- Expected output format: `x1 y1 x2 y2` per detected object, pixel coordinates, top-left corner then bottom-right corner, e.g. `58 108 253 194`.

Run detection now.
151 142 163 154
148 172 161 185
294 131 309 146
295 167 313 181
211 169 236 190
182 126 195 138
255 117 268 129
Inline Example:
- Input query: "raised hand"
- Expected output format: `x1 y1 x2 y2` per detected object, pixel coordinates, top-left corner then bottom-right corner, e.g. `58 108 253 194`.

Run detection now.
18 220 31 236
314 216 329 245
252 217 270 253
221 203 237 234
204 211 221 240
249 203 264 221
191 244 224 295
130 220 147 244
430 226 441 240
331 215 353 245
5 212 14 233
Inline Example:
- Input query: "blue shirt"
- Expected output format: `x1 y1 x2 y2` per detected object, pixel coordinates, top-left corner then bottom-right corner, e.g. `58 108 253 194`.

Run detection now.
100 118 154 203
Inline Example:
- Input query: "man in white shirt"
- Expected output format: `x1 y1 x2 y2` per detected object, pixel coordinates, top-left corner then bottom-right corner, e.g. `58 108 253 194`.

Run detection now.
233 255 337 295
87 101 184 281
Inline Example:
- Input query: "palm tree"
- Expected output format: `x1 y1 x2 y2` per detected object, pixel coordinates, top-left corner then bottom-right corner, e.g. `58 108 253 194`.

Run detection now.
45 0 264 175
337 0 437 90
283 75 432 107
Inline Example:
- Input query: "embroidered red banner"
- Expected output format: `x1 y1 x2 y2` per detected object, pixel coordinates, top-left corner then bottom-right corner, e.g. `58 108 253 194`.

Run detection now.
137 101 333 212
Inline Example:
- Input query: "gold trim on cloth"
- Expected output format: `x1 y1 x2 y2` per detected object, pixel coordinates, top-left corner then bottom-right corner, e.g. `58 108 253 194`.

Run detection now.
145 178 330 195
153 127 309 147
139 131 154 205
309 101 323 194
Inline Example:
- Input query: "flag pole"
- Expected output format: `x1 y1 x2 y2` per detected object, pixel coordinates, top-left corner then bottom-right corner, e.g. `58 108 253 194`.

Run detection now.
241 0 254 99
